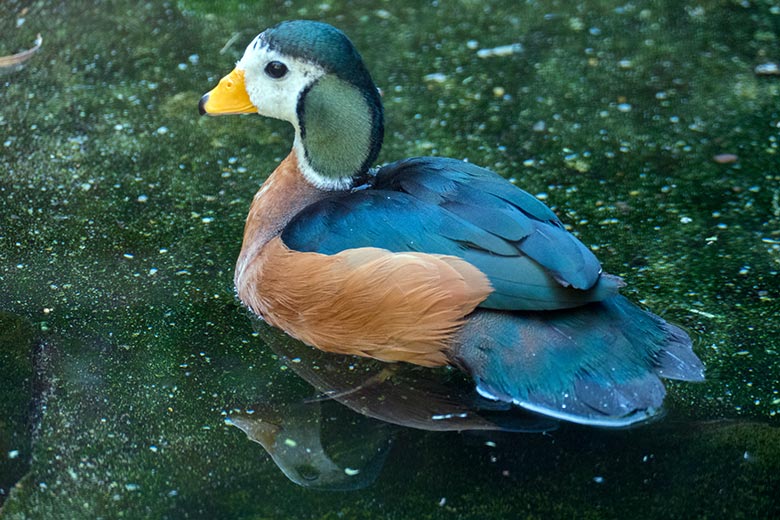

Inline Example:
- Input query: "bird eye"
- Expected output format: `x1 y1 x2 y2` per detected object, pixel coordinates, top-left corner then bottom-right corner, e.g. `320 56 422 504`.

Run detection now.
264 61 288 79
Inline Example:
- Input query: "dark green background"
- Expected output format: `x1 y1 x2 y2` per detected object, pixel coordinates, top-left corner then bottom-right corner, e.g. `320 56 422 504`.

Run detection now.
1 0 778 518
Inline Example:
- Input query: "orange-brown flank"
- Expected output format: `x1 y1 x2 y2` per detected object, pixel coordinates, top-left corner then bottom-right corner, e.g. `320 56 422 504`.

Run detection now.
235 153 493 367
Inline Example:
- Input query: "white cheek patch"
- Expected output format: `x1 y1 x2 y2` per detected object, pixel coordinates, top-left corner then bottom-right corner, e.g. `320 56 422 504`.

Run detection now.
236 42 326 125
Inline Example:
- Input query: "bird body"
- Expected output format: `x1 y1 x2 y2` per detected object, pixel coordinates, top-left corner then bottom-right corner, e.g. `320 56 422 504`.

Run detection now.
200 20 704 426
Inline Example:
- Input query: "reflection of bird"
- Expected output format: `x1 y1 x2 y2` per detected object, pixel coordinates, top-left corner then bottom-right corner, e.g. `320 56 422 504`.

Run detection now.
252 317 558 433
228 399 392 491
200 20 704 427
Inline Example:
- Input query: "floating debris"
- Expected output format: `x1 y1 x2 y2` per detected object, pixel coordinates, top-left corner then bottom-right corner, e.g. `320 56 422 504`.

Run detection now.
713 153 738 164
689 308 718 319
0 33 42 71
755 62 780 76
476 43 523 58
220 32 241 54
423 72 448 83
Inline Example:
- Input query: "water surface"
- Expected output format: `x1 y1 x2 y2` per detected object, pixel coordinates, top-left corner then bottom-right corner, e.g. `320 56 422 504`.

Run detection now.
1 1 778 518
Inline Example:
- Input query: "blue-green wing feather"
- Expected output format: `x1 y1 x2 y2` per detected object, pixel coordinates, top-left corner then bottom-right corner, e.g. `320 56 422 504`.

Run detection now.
374 158 603 289
450 295 705 426
281 157 620 310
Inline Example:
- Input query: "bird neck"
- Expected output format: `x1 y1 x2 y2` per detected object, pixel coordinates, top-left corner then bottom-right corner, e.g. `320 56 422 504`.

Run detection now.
235 152 330 287
294 75 383 190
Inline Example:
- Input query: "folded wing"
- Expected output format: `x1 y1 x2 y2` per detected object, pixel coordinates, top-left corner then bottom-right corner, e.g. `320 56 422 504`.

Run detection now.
281 157 623 310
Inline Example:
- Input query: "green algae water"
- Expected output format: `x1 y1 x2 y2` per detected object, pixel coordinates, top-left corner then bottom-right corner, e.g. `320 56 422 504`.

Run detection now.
1 1 778 518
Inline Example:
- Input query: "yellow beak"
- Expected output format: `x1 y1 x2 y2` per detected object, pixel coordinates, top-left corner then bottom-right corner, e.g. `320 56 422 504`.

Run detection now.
199 68 257 116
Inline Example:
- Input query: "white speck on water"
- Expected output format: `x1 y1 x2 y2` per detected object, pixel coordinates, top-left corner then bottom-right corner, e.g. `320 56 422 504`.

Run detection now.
755 62 780 76
431 412 469 420
466 39 479 49
114 124 124 131
148 268 158 276
593 476 605 484
476 43 523 58
423 72 448 83
123 253 134 259
137 194 148 203
617 103 632 112
125 483 140 491
344 467 360 476
680 216 692 224
201 216 214 224
155 126 169 135
438 497 447 506
8 450 19 459
188 54 199 65
283 438 297 448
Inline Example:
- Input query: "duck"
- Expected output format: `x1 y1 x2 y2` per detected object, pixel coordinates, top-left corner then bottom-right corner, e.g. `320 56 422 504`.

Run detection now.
199 20 704 427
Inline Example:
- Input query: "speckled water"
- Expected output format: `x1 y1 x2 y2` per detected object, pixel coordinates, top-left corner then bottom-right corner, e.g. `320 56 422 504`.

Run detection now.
1 1 779 518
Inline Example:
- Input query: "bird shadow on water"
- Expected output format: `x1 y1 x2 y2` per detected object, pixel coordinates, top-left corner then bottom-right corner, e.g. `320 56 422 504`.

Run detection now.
222 316 771 495
225 315 558 490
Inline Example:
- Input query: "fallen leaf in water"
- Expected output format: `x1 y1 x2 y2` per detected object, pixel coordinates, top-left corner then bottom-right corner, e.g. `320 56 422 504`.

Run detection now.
0 33 43 69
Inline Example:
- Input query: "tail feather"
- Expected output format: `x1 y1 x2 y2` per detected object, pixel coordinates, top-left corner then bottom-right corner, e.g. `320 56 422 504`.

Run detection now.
653 323 706 381
450 295 704 427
